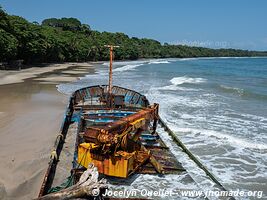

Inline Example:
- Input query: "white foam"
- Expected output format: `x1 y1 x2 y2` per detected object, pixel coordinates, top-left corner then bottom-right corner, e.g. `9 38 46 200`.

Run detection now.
157 85 199 91
170 76 207 85
102 60 147 66
178 58 199 61
113 64 144 72
172 127 267 150
156 127 221 196
148 60 170 64
107 173 200 200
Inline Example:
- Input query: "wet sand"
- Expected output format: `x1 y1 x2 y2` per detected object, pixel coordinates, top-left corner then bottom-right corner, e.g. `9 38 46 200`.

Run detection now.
0 63 95 86
0 63 95 199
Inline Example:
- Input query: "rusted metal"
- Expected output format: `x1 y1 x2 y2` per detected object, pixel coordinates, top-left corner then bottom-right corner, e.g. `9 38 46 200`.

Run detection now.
38 84 231 199
74 105 143 112
76 103 165 178
38 43 229 198
73 85 149 107
103 45 120 108
108 45 113 95
84 104 159 145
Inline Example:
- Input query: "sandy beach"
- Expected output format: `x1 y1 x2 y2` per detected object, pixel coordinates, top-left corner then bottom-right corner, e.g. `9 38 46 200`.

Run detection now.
0 63 95 200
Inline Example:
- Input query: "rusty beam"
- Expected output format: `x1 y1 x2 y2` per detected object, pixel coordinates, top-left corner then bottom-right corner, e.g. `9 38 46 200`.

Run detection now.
84 104 159 144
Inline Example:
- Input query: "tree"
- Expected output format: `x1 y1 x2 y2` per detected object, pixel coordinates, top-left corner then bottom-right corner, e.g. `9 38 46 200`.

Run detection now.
0 6 267 64
0 29 18 61
42 17 85 31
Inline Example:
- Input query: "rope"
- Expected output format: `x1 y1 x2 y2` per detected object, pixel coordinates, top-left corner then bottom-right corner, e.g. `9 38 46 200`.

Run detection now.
47 175 74 193
50 150 57 160
50 133 65 160
48 148 89 194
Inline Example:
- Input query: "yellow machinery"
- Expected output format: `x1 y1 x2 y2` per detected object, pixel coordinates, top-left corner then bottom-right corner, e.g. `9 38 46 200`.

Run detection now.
78 143 150 178
77 104 164 178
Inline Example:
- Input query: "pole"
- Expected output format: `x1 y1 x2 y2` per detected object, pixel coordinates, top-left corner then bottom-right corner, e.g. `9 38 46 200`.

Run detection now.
104 45 119 95
158 117 235 200
108 46 113 95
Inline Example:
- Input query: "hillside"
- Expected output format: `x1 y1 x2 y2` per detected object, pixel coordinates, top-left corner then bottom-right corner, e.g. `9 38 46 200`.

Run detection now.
1 6 267 64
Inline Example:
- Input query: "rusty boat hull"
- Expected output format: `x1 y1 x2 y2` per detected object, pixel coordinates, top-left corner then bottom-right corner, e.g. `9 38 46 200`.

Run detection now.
38 85 231 199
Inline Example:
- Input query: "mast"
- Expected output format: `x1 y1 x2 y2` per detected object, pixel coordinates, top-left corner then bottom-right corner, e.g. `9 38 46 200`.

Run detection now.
104 45 119 95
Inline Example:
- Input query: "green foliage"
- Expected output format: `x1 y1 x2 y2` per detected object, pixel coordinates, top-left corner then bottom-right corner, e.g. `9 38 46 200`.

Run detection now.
0 8 266 64
0 29 18 61
42 17 90 32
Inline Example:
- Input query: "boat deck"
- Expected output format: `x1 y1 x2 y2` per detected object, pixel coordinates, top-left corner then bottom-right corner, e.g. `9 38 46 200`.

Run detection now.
39 85 231 199
70 108 186 183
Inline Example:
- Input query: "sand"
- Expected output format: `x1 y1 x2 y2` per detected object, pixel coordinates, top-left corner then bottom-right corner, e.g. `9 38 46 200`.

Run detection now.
0 63 94 86
34 76 79 82
0 63 95 200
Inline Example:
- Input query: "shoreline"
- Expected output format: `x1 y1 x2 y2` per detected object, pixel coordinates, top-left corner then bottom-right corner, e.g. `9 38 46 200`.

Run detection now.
0 62 97 86
0 58 266 199
0 62 96 200
1 56 266 86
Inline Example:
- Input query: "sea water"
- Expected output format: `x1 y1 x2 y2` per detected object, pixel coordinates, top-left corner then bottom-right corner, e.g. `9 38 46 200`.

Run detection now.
57 57 267 199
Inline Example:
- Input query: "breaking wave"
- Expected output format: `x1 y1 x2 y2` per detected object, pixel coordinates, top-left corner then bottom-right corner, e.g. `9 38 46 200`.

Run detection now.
113 64 144 72
155 76 206 91
157 85 199 91
102 60 145 66
170 76 207 85
148 60 170 64
182 128 267 150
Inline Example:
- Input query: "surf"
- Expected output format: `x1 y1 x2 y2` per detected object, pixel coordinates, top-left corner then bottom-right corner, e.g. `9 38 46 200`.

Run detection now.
113 64 144 72
170 76 207 85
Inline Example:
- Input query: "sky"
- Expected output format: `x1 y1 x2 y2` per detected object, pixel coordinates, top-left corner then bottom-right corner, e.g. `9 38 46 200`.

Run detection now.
1 0 267 51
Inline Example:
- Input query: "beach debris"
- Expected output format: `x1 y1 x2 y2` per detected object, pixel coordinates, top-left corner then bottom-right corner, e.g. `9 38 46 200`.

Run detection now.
35 163 107 200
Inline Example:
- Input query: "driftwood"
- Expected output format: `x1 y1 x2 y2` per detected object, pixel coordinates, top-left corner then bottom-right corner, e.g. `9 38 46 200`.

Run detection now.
36 163 107 200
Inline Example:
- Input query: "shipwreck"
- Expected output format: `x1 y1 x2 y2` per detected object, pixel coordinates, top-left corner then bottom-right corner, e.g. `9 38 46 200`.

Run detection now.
37 45 233 200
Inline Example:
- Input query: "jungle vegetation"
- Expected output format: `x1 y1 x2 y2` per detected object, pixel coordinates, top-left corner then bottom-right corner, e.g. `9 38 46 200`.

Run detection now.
1 6 267 64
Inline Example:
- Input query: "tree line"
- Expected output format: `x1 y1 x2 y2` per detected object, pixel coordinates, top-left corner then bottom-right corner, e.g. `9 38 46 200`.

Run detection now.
1 6 267 64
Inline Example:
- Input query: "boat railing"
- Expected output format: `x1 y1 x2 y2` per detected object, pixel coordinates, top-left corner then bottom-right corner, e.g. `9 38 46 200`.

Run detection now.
72 85 149 108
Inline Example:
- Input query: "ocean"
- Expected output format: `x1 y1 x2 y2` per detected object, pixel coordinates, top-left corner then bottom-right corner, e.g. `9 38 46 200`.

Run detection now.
58 57 267 199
